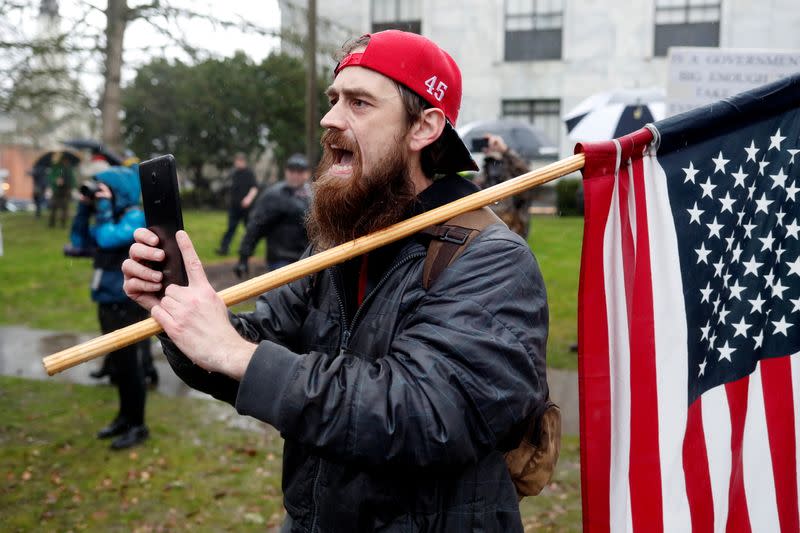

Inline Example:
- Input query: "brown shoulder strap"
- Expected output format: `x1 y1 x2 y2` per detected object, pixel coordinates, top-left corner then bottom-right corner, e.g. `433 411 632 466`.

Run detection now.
420 207 504 289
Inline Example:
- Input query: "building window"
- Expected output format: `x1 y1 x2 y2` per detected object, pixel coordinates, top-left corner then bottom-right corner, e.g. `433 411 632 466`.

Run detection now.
502 99 561 152
504 0 563 61
654 0 721 57
371 0 421 34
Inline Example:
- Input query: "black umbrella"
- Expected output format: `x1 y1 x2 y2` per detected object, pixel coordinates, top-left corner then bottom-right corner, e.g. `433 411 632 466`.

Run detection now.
33 150 81 169
61 138 124 165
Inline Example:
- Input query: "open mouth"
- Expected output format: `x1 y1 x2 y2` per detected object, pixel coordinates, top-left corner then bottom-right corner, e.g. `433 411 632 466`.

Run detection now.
329 145 355 175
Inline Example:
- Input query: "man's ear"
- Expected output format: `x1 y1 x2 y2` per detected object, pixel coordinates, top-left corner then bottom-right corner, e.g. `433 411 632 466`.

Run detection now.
408 108 446 152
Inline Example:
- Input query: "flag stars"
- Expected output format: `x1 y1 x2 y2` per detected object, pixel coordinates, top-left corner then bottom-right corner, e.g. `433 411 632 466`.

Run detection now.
712 151 729 173
718 192 736 213
701 320 712 340
753 330 764 349
696 243 712 264
791 297 800 313
698 358 707 377
717 305 730 324
771 278 788 300
728 279 746 300
776 208 787 227
683 161 700 183
731 166 749 188
700 177 717 199
713 257 725 277
768 128 786 151
758 158 770 176
732 316 751 337
772 316 793 336
789 149 799 165
755 193 774 214
742 255 763 277
786 182 800 202
758 231 776 252
749 292 766 313
743 222 757 239
718 341 736 362
700 282 713 303
776 245 786 262
785 220 800 240
784 258 800 282
770 167 788 189
731 243 743 263
745 140 760 162
706 217 724 239
687 202 704 224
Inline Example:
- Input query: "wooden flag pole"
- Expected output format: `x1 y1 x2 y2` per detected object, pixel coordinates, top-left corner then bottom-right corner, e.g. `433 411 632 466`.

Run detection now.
42 153 585 376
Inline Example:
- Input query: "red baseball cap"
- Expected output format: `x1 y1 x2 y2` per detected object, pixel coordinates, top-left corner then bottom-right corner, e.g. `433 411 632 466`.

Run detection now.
334 30 478 173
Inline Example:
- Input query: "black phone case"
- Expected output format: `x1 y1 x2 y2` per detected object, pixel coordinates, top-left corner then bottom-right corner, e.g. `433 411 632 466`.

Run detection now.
138 154 188 295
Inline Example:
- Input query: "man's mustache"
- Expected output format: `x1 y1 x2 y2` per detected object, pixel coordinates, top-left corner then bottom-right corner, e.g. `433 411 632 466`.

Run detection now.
320 129 358 154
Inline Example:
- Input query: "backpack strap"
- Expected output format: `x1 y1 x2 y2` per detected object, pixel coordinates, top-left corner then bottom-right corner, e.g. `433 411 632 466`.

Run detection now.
420 207 504 289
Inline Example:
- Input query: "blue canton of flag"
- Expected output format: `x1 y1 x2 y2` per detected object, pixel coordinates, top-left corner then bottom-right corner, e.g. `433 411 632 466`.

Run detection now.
664 107 800 403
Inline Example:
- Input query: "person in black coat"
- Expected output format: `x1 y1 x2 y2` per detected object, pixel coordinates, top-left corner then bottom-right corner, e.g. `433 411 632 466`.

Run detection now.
216 152 258 255
123 30 548 532
234 153 312 278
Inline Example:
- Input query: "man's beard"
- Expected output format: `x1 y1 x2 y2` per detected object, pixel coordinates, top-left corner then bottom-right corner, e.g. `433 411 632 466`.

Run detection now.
306 129 417 250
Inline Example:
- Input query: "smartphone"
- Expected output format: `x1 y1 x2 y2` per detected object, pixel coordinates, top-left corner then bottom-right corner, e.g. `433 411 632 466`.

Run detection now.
138 154 188 295
471 137 489 152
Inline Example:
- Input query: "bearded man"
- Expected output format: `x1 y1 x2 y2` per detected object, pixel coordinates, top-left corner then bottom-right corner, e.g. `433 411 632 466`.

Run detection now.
122 30 548 533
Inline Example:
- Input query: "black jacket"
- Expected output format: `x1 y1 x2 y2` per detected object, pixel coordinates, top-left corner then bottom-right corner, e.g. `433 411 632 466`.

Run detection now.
160 175 549 532
238 181 311 265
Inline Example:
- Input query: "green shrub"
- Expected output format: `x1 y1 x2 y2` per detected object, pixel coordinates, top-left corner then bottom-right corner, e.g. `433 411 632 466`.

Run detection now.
555 178 583 216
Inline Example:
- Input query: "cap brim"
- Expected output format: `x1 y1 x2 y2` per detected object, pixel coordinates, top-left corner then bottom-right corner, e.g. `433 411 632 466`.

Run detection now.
431 122 479 174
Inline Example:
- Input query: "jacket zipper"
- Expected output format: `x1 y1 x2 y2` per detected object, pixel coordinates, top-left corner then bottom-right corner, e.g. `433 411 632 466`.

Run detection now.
309 252 423 531
344 251 426 350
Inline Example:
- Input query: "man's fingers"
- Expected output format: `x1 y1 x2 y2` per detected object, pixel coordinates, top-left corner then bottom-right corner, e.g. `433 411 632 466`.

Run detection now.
122 258 163 283
123 276 162 296
176 230 208 286
150 304 179 335
129 242 165 263
134 227 159 246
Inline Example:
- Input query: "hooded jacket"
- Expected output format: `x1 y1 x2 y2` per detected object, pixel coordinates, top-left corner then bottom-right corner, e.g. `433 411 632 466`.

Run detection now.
70 166 145 303
160 174 549 532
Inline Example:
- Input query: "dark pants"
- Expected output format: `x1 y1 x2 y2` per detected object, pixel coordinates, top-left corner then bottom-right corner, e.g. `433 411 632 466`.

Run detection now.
49 189 70 228
218 206 249 253
98 301 148 426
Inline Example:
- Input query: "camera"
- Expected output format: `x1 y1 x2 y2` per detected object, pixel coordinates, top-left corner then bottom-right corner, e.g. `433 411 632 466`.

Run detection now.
471 137 489 152
79 179 101 198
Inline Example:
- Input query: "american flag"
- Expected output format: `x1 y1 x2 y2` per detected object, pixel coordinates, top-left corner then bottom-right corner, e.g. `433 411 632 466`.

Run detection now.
578 73 800 532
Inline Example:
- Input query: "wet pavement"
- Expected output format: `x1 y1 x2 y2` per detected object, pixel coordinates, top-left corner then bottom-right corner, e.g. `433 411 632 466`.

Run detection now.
0 322 580 435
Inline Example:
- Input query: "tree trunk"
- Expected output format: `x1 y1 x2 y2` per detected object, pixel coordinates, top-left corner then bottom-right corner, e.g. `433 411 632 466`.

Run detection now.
101 0 128 153
304 0 318 166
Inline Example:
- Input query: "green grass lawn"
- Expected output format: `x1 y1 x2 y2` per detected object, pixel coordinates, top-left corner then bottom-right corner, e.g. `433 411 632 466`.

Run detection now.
0 210 263 333
0 211 583 370
0 376 582 531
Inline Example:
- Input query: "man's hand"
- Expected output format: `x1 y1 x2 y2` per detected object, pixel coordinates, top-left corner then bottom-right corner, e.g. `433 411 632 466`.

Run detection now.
484 134 509 155
149 231 256 379
123 228 166 311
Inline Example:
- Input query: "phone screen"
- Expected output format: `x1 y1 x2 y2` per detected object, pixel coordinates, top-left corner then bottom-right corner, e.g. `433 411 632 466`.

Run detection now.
138 154 188 294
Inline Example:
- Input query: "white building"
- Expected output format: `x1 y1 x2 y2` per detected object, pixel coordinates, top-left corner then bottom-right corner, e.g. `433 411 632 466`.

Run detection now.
280 0 800 158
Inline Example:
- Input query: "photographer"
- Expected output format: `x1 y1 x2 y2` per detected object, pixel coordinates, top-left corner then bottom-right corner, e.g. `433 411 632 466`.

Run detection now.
477 134 533 239
66 165 150 450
